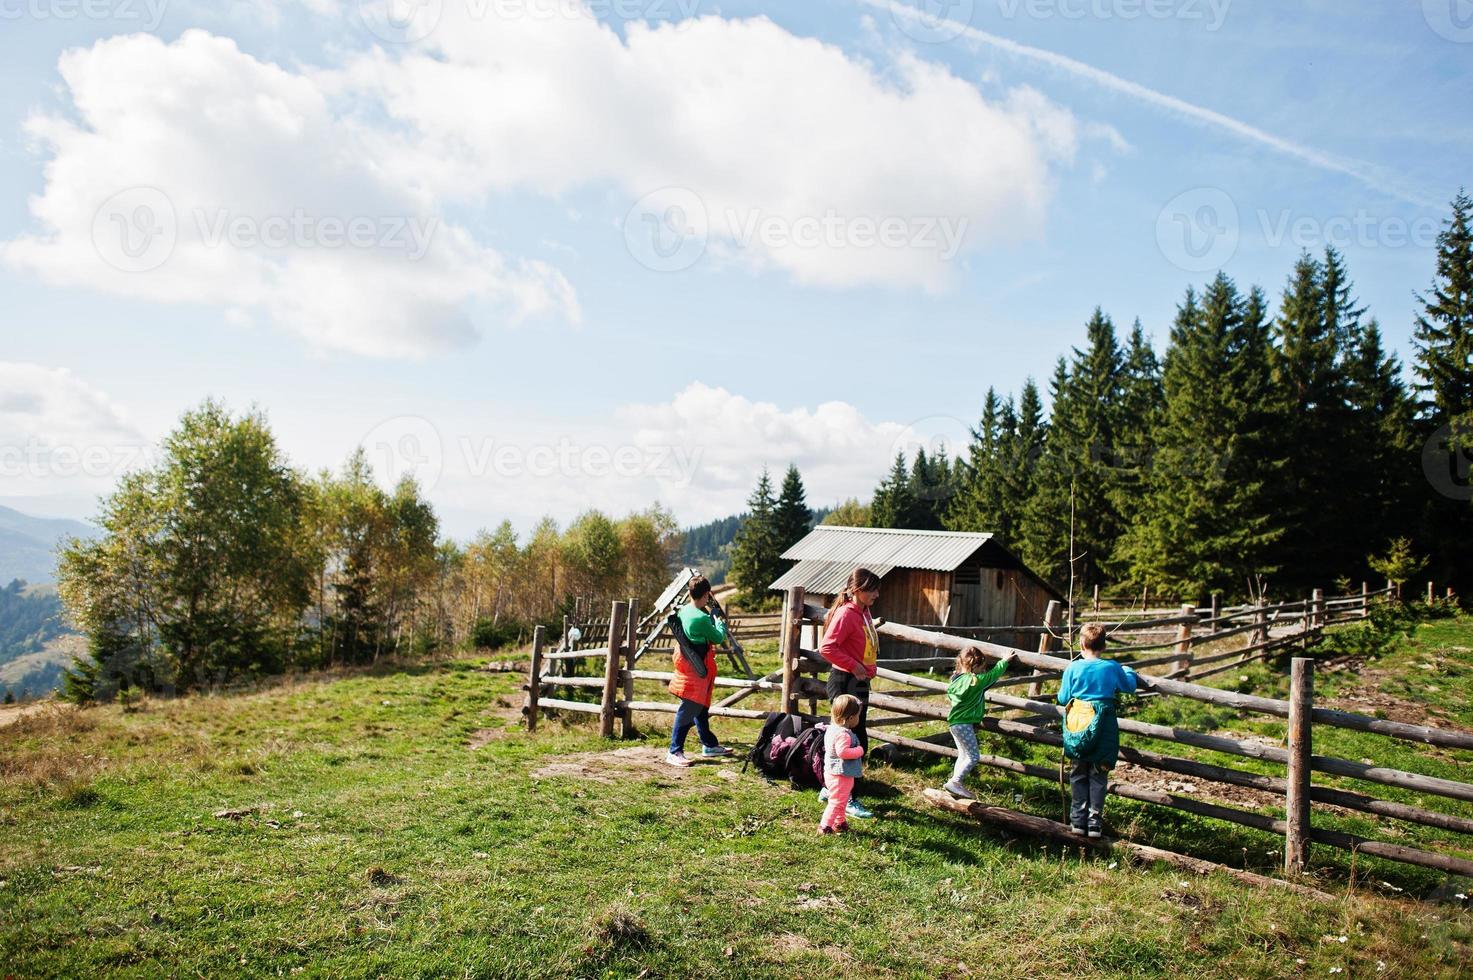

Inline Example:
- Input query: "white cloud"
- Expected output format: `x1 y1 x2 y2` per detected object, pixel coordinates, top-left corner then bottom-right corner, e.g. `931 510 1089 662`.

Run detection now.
330 382 922 536
349 9 1078 290
2 30 579 359
5 8 1086 353
0 362 149 504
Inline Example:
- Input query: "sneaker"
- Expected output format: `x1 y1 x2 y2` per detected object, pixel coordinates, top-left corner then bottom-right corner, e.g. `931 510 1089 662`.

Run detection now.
701 745 733 757
834 822 850 834
818 826 835 835
1067 824 1087 836
942 780 975 799
664 751 693 768
818 787 830 802
1087 828 1103 839
845 799 874 819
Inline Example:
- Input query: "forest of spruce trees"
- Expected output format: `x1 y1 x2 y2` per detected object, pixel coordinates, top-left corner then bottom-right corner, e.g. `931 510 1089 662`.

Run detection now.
728 193 1473 606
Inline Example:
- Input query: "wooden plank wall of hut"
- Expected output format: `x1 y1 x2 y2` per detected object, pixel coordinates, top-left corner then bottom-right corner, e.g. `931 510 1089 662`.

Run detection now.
877 568 953 661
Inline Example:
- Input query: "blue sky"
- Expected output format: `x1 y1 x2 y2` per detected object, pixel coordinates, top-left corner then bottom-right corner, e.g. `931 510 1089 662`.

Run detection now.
1 1 1470 539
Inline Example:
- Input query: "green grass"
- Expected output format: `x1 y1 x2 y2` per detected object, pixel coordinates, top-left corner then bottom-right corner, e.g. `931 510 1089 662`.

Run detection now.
1 623 1471 978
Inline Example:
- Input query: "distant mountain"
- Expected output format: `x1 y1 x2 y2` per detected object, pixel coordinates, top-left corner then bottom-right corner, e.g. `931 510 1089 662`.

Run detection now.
0 505 97 586
675 507 831 585
0 580 77 701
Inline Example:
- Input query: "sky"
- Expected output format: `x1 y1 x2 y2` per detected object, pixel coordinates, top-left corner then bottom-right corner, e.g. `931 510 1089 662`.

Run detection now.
1 0 1470 540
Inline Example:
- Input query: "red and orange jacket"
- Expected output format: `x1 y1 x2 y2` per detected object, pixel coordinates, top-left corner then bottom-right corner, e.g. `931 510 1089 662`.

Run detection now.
667 603 726 706
820 602 879 680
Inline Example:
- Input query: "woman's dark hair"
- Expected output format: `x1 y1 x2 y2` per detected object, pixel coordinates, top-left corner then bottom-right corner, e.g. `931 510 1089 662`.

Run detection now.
825 567 881 625
689 576 712 600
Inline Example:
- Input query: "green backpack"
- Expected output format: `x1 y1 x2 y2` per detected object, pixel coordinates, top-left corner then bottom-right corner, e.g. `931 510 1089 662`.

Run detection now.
1062 699 1108 760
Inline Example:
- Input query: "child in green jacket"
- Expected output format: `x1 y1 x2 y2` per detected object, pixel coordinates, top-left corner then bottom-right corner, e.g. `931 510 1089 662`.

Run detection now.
943 646 1015 798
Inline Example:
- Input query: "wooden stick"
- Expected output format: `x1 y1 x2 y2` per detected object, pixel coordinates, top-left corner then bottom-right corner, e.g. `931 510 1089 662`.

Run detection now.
1285 658 1313 874
523 624 546 731
921 790 1334 900
538 696 602 714
781 586 804 716
714 668 784 709
621 598 638 739
599 601 629 739
1029 600 1061 698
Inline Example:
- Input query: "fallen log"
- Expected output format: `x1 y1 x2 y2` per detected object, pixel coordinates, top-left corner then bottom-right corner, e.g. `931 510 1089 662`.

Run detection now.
921 790 1334 901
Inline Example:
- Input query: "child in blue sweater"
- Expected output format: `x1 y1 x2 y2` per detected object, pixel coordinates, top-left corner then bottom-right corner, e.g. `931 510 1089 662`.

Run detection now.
1056 623 1137 837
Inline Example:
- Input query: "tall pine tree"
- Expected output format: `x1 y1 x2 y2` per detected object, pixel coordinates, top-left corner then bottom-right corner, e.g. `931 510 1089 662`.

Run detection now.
1269 248 1360 588
729 467 783 603
773 464 813 551
1017 310 1126 591
871 452 919 529
1412 190 1473 592
1120 276 1284 599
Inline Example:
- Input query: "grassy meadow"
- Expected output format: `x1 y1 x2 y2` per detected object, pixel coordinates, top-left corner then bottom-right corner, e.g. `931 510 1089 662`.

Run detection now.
2 611 1472 977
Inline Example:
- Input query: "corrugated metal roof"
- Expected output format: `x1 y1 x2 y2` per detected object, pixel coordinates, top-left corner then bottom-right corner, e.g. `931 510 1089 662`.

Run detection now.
779 526 994 572
770 559 897 595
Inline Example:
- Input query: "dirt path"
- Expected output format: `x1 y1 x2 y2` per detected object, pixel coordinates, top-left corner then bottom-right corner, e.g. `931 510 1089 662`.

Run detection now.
0 701 63 729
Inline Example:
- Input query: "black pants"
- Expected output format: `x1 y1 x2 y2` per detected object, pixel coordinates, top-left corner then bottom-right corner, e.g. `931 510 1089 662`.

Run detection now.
825 668 870 755
1069 759 1108 832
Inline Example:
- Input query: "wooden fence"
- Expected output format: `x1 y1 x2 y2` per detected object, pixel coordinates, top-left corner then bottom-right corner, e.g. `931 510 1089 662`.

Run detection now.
776 588 1473 880
522 585 1473 883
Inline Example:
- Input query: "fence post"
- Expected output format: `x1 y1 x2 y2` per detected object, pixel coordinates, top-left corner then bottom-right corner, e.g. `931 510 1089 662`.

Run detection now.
780 587 805 715
1092 584 1099 612
1285 657 1314 874
1253 603 1267 648
523 624 546 731
1029 600 1062 699
599 600 629 739
1428 580 1436 606
1361 581 1369 618
1210 593 1220 622
1311 588 1324 631
1173 605 1196 678
620 598 638 739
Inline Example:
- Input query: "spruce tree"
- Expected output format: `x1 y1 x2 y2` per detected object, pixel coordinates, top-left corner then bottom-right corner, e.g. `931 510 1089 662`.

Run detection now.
946 389 1003 533
998 381 1045 545
1017 310 1126 591
1270 249 1360 588
1120 276 1284 599
729 467 783 603
871 452 918 529
1413 190 1473 444
1344 320 1417 562
1111 321 1164 538
773 464 813 551
1411 190 1473 592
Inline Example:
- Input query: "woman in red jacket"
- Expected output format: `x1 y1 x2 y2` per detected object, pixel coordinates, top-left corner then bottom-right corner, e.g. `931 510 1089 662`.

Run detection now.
818 567 881 819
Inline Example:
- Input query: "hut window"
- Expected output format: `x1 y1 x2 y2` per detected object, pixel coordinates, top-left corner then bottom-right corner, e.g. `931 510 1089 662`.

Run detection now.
955 565 980 585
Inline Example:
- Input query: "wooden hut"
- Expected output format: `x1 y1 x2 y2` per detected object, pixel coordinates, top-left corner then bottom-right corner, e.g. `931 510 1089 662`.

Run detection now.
769 526 1063 658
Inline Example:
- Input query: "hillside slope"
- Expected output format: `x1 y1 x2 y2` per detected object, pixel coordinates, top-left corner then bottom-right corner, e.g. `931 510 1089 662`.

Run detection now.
2 623 1471 976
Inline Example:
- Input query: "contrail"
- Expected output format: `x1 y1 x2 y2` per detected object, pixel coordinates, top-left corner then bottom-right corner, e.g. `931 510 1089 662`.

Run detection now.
867 0 1431 206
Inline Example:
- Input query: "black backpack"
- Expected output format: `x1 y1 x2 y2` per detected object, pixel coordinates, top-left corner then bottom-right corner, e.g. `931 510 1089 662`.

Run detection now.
746 712 828 790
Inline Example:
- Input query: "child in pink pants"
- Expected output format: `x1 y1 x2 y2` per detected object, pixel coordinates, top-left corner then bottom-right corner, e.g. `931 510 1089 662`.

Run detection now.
820 695 865 834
